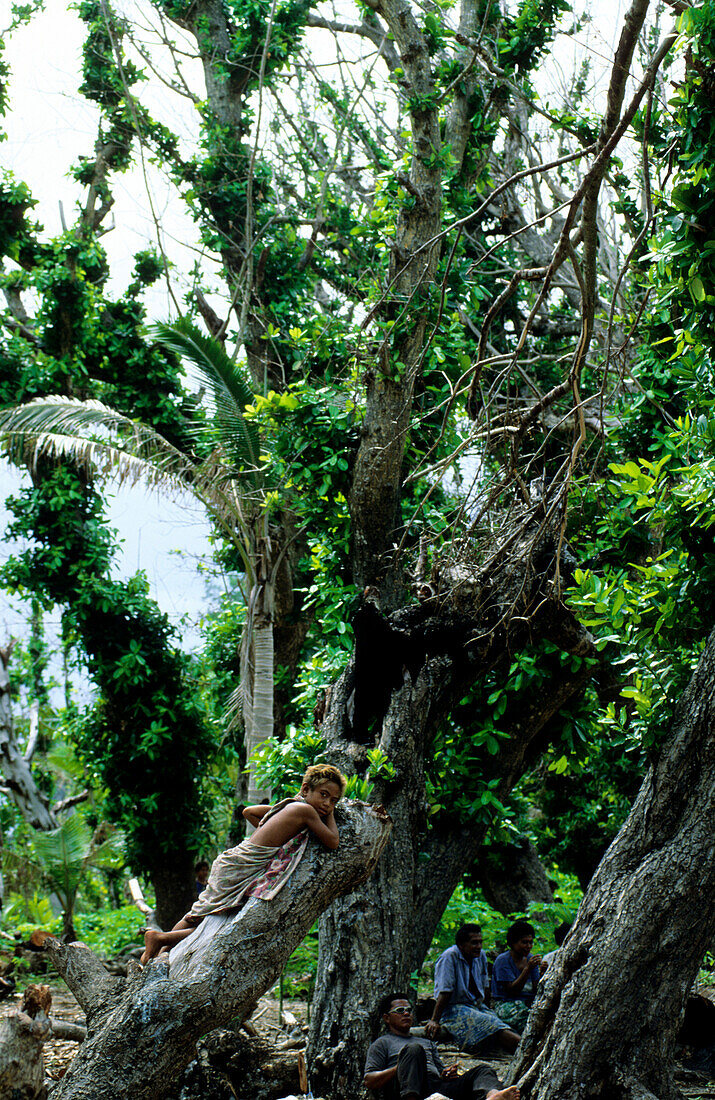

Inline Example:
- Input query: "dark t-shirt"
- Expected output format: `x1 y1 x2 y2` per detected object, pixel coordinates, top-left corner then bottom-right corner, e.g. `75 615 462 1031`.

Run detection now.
491 951 540 1003
364 1033 444 1085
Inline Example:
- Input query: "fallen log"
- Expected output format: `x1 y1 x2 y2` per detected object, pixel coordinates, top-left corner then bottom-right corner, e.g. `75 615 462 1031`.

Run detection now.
44 800 391 1100
49 1019 87 1042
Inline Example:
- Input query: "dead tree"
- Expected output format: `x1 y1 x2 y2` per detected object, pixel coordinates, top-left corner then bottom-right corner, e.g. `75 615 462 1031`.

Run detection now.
508 623 715 1100
0 646 57 831
44 801 390 1100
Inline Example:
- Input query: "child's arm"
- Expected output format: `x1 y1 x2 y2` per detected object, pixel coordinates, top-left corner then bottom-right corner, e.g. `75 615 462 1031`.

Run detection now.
242 804 273 827
299 805 339 849
249 801 340 848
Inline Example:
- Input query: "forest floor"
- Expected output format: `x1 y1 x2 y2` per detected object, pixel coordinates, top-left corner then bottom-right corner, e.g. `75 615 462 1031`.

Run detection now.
2 980 714 1098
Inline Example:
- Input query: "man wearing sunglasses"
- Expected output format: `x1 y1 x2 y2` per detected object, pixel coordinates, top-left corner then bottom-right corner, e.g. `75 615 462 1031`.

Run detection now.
363 994 520 1100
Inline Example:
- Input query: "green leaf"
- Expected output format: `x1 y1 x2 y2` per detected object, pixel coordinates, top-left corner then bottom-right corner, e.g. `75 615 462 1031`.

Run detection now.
690 275 706 302
150 319 260 474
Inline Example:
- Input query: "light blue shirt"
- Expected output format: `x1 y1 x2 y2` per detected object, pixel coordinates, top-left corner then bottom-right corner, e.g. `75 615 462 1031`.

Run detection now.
433 943 489 1008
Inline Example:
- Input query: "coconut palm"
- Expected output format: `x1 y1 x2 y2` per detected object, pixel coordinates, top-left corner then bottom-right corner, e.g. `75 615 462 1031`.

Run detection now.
0 318 280 808
33 814 125 941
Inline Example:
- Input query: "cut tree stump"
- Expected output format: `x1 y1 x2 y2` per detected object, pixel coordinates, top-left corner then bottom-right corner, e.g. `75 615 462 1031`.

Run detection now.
0 984 52 1100
44 800 391 1100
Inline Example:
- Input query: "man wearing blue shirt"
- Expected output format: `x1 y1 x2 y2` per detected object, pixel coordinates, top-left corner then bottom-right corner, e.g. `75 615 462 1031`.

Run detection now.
491 920 544 1032
426 925 519 1053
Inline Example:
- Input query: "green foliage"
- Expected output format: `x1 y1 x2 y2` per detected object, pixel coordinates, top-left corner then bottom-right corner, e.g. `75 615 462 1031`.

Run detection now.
71 904 145 956
32 815 125 930
424 642 598 827
2 892 55 930
279 922 320 999
252 729 328 799
77 0 146 173
199 0 313 96
66 579 215 865
151 318 260 473
0 216 220 889
497 0 571 73
2 466 115 606
0 172 37 260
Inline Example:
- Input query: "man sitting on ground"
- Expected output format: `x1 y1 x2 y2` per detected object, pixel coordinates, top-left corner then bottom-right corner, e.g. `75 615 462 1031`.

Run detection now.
491 920 542 1032
364 993 519 1100
425 925 520 1054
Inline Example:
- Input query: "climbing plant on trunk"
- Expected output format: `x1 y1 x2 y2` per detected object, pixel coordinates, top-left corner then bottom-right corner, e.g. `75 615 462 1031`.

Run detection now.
0 313 297 808
3 0 708 1095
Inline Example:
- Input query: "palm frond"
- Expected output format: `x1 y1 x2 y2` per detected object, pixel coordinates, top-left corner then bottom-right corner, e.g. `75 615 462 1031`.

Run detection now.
0 396 194 486
151 319 260 474
33 814 92 900
223 683 244 732
88 827 126 870
45 741 88 782
0 397 254 568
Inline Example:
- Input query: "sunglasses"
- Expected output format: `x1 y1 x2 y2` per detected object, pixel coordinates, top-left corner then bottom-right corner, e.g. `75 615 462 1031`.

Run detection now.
390 1007 412 1014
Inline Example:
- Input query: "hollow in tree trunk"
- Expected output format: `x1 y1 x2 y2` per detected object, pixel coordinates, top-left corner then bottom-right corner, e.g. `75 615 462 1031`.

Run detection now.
308 585 594 1098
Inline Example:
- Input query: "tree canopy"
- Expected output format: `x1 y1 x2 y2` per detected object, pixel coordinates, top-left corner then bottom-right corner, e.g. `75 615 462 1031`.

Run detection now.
1 0 714 1094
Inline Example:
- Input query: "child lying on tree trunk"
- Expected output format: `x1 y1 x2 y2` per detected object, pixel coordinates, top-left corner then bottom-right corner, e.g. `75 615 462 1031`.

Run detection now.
141 764 346 964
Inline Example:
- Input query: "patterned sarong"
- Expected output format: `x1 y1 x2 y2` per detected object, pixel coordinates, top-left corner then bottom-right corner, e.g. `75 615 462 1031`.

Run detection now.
493 999 530 1031
184 831 308 924
248 833 309 898
440 1003 510 1051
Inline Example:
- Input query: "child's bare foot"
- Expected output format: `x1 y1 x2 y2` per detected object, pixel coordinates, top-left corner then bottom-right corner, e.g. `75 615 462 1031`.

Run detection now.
140 930 165 965
487 1088 520 1100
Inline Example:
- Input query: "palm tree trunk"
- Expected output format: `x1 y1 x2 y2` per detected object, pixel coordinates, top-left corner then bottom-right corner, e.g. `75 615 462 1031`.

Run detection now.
245 603 274 807
239 521 277 812
62 906 78 944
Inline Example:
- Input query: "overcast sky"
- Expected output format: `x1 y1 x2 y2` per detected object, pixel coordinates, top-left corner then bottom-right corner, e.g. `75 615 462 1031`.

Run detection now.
1 0 218 678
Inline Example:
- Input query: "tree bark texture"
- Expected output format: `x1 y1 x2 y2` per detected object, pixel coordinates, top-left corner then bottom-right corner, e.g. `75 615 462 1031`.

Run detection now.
508 623 715 1100
0 1011 49 1100
0 985 53 1100
45 801 390 1100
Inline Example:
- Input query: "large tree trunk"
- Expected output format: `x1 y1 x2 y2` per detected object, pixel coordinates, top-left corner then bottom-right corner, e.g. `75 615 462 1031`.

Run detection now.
45 801 389 1100
308 579 594 1098
476 838 554 916
508 623 715 1100
150 851 197 931
348 0 441 606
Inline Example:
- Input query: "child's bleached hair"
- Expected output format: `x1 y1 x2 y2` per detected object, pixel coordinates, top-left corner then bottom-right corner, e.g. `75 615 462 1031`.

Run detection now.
301 763 347 795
